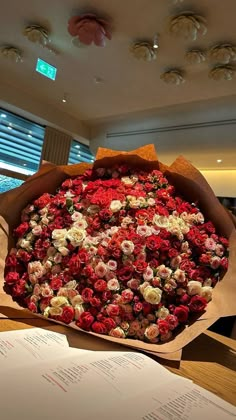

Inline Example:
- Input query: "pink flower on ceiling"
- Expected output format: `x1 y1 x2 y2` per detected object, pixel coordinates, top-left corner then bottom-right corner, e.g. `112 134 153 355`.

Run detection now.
68 13 112 47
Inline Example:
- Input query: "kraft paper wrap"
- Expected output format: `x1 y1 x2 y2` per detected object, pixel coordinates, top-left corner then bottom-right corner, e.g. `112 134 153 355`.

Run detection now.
0 145 235 359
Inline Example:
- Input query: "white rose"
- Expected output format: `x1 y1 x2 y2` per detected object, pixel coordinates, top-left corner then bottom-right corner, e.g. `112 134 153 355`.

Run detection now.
74 304 85 320
157 265 172 279
144 324 160 340
70 294 84 306
67 227 86 247
95 261 107 277
58 246 69 256
187 280 202 296
49 307 63 317
121 240 134 255
143 286 162 304
143 266 154 281
156 307 169 319
32 225 42 236
200 286 213 302
71 211 83 222
121 176 135 186
153 215 169 228
107 279 120 291
173 269 186 283
50 296 69 307
136 225 152 237
52 229 67 241
110 200 123 213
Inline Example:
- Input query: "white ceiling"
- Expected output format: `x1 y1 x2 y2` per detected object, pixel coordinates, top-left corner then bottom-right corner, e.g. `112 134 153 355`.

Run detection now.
1 0 236 122
0 0 236 170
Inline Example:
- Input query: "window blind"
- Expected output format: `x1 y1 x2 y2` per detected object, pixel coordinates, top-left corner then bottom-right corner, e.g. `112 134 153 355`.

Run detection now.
68 140 94 164
0 109 45 175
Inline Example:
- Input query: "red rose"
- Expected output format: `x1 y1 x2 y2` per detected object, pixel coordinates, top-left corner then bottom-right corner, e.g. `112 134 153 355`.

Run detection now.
103 317 116 331
5 272 20 284
118 266 134 282
34 193 52 208
78 249 89 264
94 279 107 292
14 222 29 237
17 249 31 263
157 319 170 335
90 297 102 308
221 257 228 270
174 305 189 322
99 209 113 221
179 293 191 305
77 312 94 330
102 290 113 302
142 302 152 316
166 314 179 330
91 321 107 334
5 254 18 268
60 306 75 324
12 279 26 297
106 304 120 317
146 235 162 251
28 301 38 312
189 296 207 313
68 255 81 276
81 288 94 302
133 260 148 273
133 302 143 313
50 277 63 291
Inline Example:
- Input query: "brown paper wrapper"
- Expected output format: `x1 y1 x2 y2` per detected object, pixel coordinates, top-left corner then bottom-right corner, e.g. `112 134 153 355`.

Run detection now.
0 145 235 358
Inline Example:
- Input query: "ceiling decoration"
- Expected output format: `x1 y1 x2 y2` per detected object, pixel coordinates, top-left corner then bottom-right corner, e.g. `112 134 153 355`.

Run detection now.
208 43 236 64
68 13 112 47
129 41 157 61
169 12 207 41
0 46 23 62
185 49 206 65
209 65 235 81
23 24 58 54
160 69 185 85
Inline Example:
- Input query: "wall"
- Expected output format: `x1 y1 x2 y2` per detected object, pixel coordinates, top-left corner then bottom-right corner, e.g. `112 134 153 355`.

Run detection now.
201 170 236 198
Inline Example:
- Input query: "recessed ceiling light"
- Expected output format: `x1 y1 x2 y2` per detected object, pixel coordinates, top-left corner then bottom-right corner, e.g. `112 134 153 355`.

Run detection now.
217 159 222 163
23 163 27 166
153 34 159 49
75 145 80 149
94 77 104 84
77 153 80 157
1 113 7 118
8 126 12 130
28 134 32 138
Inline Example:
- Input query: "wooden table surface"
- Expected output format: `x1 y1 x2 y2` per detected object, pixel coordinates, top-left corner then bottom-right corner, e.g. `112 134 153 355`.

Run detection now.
0 305 235 407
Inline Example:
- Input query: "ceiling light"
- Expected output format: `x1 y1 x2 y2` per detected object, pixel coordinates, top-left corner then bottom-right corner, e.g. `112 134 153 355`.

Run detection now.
153 34 159 49
217 159 222 163
8 126 12 130
62 93 68 103
1 113 7 118
23 163 27 166
94 77 104 84
28 134 32 138
75 145 80 149
77 153 80 157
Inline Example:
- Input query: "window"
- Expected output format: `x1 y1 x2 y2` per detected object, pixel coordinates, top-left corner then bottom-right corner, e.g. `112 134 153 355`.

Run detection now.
0 109 45 176
68 140 94 164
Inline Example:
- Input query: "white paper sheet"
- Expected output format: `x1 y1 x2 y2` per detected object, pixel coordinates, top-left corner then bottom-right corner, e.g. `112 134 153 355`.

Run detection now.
0 327 89 370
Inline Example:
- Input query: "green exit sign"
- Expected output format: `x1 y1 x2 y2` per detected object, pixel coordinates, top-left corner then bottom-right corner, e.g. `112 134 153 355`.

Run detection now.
36 58 57 81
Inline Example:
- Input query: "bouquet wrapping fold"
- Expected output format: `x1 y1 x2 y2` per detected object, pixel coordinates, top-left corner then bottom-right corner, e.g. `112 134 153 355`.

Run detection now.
0 145 235 358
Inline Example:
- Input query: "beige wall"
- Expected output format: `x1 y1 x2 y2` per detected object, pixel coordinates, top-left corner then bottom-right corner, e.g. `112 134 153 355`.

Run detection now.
201 170 236 197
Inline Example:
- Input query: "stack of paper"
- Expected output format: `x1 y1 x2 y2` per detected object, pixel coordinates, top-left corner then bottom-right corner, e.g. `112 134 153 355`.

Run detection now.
0 328 235 419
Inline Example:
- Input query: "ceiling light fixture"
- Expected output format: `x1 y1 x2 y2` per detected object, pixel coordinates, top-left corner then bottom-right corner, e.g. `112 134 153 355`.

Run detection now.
94 77 104 84
153 34 159 49
75 145 80 149
217 159 222 163
1 114 7 118
62 93 68 103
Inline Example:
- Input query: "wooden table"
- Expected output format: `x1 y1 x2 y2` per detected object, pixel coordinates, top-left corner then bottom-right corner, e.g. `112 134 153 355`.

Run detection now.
0 305 235 407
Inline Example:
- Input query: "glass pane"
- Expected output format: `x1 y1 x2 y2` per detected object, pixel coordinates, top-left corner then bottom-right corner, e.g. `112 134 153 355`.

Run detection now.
0 109 45 175
0 174 24 193
68 140 94 164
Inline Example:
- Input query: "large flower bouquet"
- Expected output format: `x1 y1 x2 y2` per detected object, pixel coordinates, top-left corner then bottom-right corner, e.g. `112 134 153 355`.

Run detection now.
3 156 231 344
1 146 236 355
